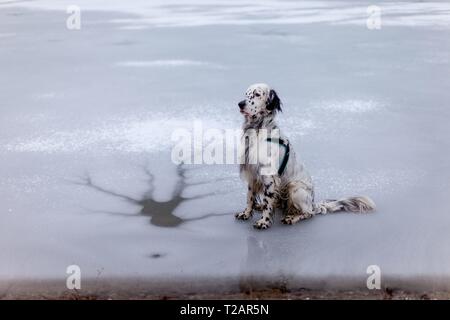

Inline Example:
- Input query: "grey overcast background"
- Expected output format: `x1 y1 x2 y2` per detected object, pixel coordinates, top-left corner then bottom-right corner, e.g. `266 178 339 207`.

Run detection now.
0 0 450 296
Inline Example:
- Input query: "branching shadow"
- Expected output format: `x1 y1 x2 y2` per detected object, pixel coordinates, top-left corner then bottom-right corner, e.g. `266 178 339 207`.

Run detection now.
72 164 232 227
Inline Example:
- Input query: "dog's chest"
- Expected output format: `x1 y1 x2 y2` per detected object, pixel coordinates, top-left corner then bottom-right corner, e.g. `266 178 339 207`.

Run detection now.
239 133 274 168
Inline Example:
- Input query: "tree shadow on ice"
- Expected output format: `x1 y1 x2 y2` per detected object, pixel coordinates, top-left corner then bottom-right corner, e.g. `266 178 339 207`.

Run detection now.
73 164 231 227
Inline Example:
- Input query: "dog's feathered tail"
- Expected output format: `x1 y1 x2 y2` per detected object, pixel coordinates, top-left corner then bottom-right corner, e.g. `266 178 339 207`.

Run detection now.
313 196 375 215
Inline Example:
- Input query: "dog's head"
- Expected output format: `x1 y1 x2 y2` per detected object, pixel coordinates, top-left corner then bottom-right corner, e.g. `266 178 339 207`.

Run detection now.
238 83 282 121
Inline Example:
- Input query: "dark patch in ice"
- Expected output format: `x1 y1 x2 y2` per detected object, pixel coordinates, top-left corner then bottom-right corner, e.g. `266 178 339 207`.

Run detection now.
74 164 230 227
111 40 137 46
149 253 165 259
6 12 25 16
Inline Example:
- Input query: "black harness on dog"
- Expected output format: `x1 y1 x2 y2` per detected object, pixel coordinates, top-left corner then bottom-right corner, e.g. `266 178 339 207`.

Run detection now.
266 137 290 176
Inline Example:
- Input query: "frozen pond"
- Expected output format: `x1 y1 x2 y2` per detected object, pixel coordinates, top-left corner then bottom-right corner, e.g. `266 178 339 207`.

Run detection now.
1 0 450 295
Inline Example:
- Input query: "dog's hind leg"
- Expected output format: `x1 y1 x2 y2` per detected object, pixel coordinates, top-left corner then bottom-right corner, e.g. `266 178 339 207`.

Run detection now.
281 185 314 225
281 207 312 225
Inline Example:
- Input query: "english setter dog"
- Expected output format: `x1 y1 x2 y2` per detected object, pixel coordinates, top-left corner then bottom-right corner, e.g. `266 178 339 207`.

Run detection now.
235 83 375 230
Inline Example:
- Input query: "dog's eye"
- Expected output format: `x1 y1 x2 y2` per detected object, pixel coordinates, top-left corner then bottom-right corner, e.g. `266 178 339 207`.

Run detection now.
255 93 260 97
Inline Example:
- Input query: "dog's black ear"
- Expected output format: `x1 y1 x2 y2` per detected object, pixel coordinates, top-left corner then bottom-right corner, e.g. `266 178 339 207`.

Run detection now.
267 89 282 112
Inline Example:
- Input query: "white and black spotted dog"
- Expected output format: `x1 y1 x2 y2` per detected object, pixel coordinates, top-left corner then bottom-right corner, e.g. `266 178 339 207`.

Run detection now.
235 83 375 230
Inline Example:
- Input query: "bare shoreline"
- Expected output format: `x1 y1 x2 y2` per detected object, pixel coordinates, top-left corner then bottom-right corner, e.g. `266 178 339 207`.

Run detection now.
2 277 450 300
2 289 449 300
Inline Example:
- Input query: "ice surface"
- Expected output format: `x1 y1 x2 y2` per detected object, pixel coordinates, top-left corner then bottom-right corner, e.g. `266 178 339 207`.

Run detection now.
0 0 450 294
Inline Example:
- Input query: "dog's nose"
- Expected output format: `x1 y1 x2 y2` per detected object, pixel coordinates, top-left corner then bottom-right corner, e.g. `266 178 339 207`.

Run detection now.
238 100 246 109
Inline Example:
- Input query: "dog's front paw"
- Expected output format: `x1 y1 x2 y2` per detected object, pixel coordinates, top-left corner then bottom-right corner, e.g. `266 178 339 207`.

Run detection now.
235 210 252 220
253 217 272 230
